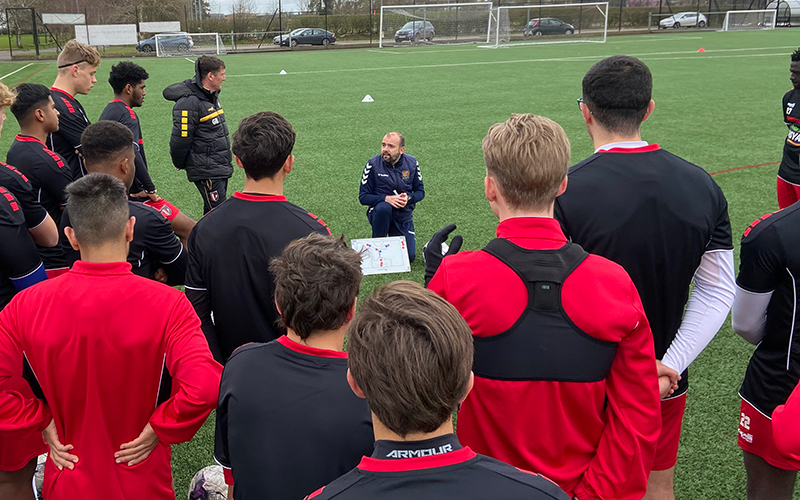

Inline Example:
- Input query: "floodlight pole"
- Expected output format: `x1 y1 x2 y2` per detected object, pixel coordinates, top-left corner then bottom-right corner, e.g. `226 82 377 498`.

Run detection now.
31 8 39 56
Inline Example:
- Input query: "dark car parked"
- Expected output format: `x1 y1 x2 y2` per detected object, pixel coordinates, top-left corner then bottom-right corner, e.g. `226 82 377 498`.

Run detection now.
274 28 336 47
136 32 194 52
523 18 575 36
394 21 435 42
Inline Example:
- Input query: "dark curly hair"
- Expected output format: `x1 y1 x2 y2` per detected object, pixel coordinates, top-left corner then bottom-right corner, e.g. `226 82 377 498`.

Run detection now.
108 62 149 94
792 47 800 62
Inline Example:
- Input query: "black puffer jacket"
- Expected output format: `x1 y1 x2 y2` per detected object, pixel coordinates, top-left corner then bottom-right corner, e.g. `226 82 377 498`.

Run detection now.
163 60 233 182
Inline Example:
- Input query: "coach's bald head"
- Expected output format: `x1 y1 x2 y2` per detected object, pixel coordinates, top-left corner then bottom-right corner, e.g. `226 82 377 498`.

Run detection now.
80 120 136 190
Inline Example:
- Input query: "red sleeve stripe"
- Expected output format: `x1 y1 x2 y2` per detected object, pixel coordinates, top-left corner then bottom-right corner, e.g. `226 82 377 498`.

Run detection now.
306 486 325 499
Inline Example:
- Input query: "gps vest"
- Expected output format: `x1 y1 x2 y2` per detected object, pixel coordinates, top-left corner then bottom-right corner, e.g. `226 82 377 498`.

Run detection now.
474 239 618 381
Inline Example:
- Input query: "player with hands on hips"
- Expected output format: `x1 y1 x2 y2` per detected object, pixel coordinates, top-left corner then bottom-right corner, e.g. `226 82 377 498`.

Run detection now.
359 132 424 262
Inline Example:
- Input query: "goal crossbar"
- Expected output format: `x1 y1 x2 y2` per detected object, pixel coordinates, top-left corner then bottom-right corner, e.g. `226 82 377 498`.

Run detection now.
721 9 777 30
492 2 609 48
379 2 493 48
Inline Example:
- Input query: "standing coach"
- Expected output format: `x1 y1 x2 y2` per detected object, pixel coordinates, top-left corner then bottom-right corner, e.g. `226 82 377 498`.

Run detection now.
359 132 424 262
164 55 232 214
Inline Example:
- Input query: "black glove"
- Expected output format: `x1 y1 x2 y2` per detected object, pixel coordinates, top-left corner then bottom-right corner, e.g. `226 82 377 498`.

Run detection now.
423 223 463 287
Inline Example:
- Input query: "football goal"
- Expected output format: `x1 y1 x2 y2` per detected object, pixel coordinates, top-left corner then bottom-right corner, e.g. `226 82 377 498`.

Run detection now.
721 9 776 30
379 2 493 48
488 2 608 48
155 32 226 57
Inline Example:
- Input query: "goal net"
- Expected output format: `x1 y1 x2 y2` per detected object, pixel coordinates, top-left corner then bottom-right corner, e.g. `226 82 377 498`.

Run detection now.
379 2 493 48
488 2 608 48
721 9 776 30
155 32 226 57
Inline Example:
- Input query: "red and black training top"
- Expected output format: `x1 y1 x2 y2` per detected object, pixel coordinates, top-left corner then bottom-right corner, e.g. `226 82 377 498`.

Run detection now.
738 203 800 416
554 144 732 397
780 88 800 185
215 336 373 500
185 192 332 362
99 99 156 194
0 187 43 311
306 434 570 500
7 135 74 271
48 87 90 179
0 162 48 230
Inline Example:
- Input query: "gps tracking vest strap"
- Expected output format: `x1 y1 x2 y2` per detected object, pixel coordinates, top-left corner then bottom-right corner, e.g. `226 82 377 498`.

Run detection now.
475 239 618 382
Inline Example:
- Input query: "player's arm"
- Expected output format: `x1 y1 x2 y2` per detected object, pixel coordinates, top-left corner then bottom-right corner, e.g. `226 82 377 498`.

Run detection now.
214 368 235 490
56 108 88 150
573 280 660 500
358 161 384 207
552 197 572 240
148 295 222 444
731 220 781 344
184 228 223 363
1 220 47 292
143 211 187 286
131 143 157 194
169 99 199 171
661 187 735 375
408 160 425 203
4 171 58 247
773 379 800 460
39 153 74 211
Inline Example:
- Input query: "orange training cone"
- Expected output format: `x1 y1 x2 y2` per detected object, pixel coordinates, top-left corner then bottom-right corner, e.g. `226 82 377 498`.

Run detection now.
697 47 706 52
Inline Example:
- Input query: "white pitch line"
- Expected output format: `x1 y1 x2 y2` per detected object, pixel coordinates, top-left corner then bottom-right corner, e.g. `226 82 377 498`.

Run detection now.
229 45 795 78
185 57 195 63
367 49 402 54
0 63 35 80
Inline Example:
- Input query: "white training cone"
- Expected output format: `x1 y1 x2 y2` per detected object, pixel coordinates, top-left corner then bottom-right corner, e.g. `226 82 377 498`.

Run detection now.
279 69 287 75
362 94 374 102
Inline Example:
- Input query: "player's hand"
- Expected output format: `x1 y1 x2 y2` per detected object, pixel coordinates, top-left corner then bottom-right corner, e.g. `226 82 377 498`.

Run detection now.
656 360 680 399
43 419 79 470
116 423 159 466
154 268 168 284
384 195 407 208
146 192 162 202
423 223 464 287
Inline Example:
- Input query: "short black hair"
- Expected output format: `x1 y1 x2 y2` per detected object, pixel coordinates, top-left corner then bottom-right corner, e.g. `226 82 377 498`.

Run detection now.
232 111 295 181
10 83 51 124
582 56 652 136
65 173 130 247
792 47 800 62
81 121 134 169
197 55 225 81
108 61 149 94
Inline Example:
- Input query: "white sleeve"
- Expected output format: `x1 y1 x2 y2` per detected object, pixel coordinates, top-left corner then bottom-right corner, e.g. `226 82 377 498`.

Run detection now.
660 249 736 374
731 285 773 345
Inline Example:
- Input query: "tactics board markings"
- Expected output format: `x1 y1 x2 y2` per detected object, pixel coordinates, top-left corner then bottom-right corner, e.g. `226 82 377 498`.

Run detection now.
351 236 412 275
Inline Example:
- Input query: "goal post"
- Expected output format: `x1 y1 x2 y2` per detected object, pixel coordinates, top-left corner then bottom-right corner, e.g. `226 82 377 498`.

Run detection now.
379 2 493 48
154 32 226 57
721 9 776 30
489 2 608 48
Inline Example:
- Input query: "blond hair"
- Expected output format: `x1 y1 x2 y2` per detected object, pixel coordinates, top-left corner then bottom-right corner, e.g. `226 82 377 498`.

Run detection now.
57 40 100 70
0 82 17 108
482 113 570 211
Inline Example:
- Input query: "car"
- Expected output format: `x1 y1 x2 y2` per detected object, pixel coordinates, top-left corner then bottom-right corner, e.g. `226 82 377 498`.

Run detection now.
394 21 435 43
523 18 575 36
659 11 707 28
273 28 336 47
136 32 194 53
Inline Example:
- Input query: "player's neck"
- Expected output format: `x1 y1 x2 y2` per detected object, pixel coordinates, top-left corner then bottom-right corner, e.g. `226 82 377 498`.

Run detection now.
372 417 455 443
243 175 284 197
495 200 554 222
18 126 47 144
113 93 132 107
51 77 78 97
285 326 347 352
77 242 129 264
590 127 642 151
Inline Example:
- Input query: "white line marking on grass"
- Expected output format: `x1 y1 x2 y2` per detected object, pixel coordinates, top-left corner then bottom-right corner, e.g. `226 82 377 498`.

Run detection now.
0 63 35 80
367 49 402 54
229 45 795 78
185 57 195 63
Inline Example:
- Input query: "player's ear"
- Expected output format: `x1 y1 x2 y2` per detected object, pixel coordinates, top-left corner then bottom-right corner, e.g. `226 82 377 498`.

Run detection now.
580 101 593 124
642 99 655 122
345 298 357 323
459 372 475 404
556 175 568 197
274 298 281 316
234 155 244 170
283 154 294 175
125 216 135 243
347 369 366 399
64 226 80 251
484 175 498 203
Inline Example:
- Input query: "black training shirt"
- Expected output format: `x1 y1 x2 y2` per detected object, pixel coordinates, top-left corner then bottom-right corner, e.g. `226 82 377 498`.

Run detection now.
49 87 90 179
99 99 156 193
738 203 800 415
185 192 332 362
0 186 43 310
554 144 733 397
306 434 570 500
7 135 73 270
0 162 48 230
60 200 186 284
215 336 373 500
780 88 800 184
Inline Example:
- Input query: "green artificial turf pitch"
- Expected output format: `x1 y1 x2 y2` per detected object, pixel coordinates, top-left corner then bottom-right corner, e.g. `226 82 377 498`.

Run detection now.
0 29 797 498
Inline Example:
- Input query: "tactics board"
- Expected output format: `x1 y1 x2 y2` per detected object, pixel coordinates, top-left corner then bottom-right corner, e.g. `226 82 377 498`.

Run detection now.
351 236 412 275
